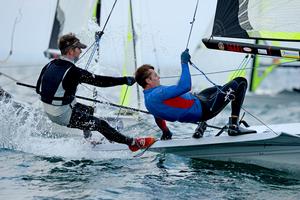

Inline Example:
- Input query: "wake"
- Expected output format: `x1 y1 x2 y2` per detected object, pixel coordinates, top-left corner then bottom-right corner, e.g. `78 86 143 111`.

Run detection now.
0 99 133 160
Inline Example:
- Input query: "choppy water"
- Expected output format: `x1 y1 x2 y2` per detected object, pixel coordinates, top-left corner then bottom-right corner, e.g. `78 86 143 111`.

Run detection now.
0 93 300 200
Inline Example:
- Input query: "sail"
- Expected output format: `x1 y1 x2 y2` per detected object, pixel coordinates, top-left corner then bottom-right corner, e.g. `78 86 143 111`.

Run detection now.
93 0 101 26
249 40 300 92
44 0 97 59
211 0 300 41
203 0 300 58
119 0 138 108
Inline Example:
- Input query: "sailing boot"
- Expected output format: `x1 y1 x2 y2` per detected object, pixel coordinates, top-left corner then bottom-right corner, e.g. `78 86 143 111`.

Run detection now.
227 117 257 136
128 137 157 152
193 121 207 138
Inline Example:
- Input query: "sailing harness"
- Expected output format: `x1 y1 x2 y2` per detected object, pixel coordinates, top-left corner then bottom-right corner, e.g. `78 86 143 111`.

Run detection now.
37 60 75 105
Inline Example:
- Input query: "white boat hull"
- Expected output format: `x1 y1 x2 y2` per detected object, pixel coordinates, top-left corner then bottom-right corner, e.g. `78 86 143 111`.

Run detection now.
150 123 300 174
93 123 300 174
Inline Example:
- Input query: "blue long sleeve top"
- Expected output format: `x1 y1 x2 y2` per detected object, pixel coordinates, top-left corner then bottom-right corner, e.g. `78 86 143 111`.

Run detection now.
144 63 202 123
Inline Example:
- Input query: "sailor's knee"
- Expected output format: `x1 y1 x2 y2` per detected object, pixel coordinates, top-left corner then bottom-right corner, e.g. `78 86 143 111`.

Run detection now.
233 77 248 87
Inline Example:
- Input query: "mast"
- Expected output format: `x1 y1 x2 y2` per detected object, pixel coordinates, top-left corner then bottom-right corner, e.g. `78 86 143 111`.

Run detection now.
129 0 141 109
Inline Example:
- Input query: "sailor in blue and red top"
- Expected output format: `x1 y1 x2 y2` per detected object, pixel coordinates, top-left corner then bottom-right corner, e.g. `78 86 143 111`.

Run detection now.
135 49 256 139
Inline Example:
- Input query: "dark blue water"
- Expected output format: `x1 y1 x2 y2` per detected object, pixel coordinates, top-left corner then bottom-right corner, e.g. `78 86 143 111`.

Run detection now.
1 95 300 199
1 149 300 200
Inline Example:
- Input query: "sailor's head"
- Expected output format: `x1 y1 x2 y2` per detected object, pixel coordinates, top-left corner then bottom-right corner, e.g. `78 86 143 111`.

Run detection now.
58 33 87 59
135 64 160 89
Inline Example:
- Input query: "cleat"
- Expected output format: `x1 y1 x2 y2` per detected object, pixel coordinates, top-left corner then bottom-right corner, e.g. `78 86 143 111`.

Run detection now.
129 137 156 152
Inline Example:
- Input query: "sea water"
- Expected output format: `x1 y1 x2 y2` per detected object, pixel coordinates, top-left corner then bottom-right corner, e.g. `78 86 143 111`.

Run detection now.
0 93 300 200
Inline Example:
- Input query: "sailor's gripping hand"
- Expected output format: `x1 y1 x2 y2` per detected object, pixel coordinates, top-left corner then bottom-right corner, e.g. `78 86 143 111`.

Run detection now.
125 76 136 86
181 49 191 64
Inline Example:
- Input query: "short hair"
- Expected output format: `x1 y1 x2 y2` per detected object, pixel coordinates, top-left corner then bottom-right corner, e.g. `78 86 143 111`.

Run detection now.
58 33 87 55
135 64 154 88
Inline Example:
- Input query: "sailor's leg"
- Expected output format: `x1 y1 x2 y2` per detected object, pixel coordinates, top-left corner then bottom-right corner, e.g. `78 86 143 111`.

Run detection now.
224 77 256 135
196 86 219 98
68 109 133 145
197 86 231 121
68 103 156 150
91 117 133 145
229 77 247 117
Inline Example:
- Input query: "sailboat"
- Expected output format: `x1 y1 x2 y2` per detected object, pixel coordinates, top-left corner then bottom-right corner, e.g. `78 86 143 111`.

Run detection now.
91 0 300 174
202 0 300 91
44 0 98 59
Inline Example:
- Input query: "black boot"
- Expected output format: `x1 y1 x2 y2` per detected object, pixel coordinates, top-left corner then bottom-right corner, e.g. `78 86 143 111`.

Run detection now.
193 121 207 138
228 117 257 136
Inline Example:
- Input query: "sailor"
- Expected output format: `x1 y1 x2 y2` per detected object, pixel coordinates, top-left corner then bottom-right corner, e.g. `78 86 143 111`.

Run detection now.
134 49 256 139
36 33 155 151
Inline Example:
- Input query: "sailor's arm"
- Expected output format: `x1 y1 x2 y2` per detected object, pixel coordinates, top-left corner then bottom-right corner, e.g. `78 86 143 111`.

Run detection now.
77 67 135 87
155 117 172 140
159 50 191 99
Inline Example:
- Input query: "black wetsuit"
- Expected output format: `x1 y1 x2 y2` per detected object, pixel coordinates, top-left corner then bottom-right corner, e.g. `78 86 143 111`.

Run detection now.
195 77 247 121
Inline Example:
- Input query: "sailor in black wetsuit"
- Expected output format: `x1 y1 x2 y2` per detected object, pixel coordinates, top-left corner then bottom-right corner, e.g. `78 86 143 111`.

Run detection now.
36 33 155 152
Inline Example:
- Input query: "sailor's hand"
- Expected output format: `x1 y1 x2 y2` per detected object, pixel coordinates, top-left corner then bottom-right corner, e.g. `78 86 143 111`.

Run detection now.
161 130 173 140
125 76 136 86
181 49 191 64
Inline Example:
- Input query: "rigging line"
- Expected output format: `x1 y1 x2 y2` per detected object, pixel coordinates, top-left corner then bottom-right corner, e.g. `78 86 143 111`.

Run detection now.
241 107 279 136
160 67 254 79
234 55 252 78
231 55 249 78
78 40 97 62
84 39 99 69
101 0 118 34
186 0 199 49
1 69 42 88
0 1 23 63
78 0 119 109
0 71 18 82
0 65 42 69
160 59 299 80
190 62 226 95
78 0 118 63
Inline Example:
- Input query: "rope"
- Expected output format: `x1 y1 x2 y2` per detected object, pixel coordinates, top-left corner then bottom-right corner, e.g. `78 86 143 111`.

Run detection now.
78 0 118 64
160 57 300 80
190 62 226 95
186 0 199 49
76 0 119 124
0 71 18 82
241 107 279 136
0 1 23 63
